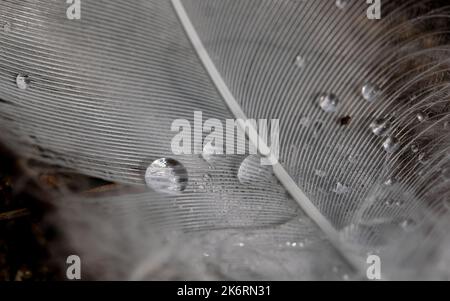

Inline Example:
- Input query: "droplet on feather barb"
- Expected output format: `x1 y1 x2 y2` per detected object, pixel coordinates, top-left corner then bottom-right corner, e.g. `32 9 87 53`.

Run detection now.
370 118 390 137
416 112 427 123
144 158 188 194
16 74 30 90
335 0 349 10
318 93 339 113
361 83 380 102
294 54 305 69
333 182 349 194
383 137 400 154
1 21 10 33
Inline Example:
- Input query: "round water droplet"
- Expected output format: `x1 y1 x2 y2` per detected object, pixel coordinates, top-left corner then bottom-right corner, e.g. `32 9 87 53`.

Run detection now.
16 74 30 90
411 143 419 153
370 118 390 137
361 83 380 102
238 155 276 185
145 158 188 194
333 182 349 194
416 112 426 122
336 0 349 9
318 93 339 113
383 137 400 154
294 54 305 69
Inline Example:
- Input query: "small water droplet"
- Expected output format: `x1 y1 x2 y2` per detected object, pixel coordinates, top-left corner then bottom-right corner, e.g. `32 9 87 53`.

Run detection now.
203 252 210 257
1 21 11 33
416 112 426 122
411 143 419 153
384 178 396 186
294 54 305 69
418 152 429 164
385 199 395 206
361 83 380 102
342 274 350 281
348 154 358 164
299 116 310 127
395 200 404 207
238 242 245 247
318 93 339 113
315 169 326 178
400 219 416 232
144 158 188 194
370 118 390 137
333 182 349 194
238 155 276 185
16 74 30 90
383 137 400 154
336 0 349 9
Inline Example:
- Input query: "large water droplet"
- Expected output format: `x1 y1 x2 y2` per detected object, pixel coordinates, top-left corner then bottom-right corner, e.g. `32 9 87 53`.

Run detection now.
145 158 188 194
383 137 400 154
318 93 339 113
370 118 390 137
16 74 30 90
238 155 276 185
361 83 380 102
